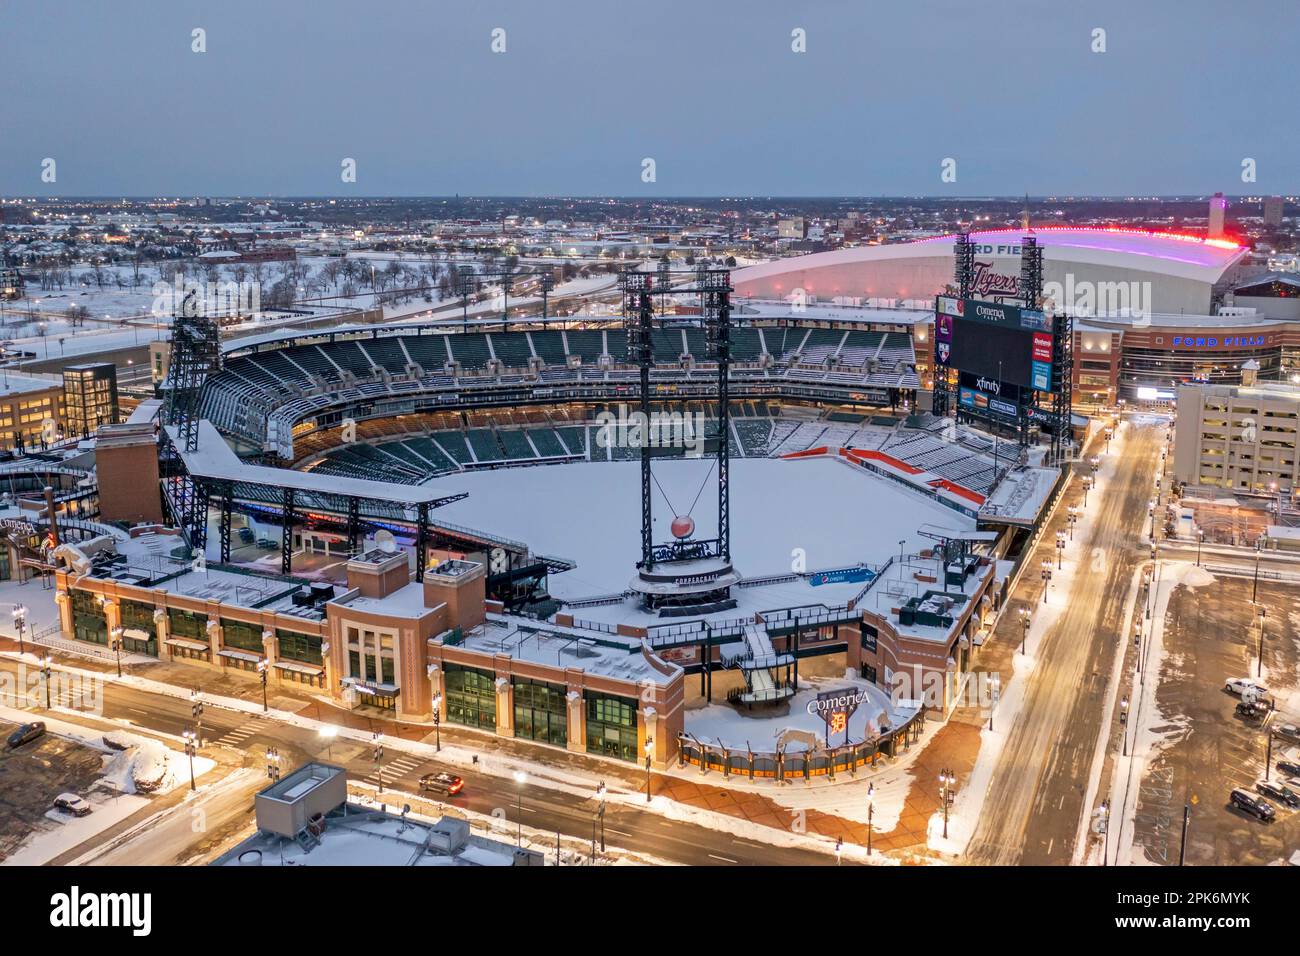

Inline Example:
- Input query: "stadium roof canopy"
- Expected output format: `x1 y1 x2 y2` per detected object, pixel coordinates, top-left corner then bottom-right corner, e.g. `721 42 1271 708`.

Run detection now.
736 227 1248 288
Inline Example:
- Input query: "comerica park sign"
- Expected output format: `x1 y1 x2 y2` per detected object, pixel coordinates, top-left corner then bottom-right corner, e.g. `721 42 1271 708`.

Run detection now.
806 687 870 738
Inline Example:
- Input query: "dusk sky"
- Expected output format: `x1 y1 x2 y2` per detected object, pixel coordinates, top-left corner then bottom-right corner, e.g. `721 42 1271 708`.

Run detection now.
2 0 1296 197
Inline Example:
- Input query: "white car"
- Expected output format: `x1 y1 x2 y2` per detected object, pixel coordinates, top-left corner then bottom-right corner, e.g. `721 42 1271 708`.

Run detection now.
53 793 91 817
1225 678 1269 698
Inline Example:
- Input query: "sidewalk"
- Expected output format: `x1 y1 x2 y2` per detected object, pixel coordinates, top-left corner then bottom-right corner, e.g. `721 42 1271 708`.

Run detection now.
0 632 966 860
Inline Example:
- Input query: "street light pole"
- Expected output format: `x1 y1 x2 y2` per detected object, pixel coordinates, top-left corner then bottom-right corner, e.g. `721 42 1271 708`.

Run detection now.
110 626 123 678
1119 695 1129 756
939 768 955 840
866 782 875 855
1178 803 1190 866
257 658 269 713
433 696 442 752
12 604 26 657
373 733 384 793
595 781 607 853
1252 540 1261 604
988 674 1000 732
1257 608 1266 679
1020 607 1031 655
644 737 654 804
184 729 197 791
40 655 52 708
191 690 204 748
513 770 527 847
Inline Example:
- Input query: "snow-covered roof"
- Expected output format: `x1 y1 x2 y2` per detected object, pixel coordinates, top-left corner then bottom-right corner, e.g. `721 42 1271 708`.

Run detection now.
735 227 1248 287
166 420 464 507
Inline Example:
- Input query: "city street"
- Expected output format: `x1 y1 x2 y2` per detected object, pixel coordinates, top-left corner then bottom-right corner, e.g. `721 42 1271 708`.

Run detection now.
0 654 838 866
966 418 1164 864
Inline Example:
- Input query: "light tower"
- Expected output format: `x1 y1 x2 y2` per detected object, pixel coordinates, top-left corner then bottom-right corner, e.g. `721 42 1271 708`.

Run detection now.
159 286 221 550
621 266 740 612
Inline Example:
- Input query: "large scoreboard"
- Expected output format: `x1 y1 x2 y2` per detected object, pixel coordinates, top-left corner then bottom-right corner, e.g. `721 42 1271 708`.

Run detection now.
933 294 1069 435
935 296 1055 391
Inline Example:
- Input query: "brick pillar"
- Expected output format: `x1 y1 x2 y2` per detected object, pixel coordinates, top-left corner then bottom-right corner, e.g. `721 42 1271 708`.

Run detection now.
153 607 169 650
566 688 586 754
320 637 335 695
206 619 221 661
101 598 121 633
262 628 277 685
495 675 513 737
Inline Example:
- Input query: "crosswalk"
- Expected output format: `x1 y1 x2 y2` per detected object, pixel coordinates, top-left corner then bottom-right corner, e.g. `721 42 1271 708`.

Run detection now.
212 716 275 749
363 753 423 787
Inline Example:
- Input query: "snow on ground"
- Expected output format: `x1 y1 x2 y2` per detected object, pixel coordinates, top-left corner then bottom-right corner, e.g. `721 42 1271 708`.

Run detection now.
433 457 974 599
3 792 148 866
0 703 217 866
1104 562 1217 867
687 674 900 753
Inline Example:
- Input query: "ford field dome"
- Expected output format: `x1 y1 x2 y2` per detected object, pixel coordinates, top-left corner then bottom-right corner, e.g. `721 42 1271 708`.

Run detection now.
733 227 1249 316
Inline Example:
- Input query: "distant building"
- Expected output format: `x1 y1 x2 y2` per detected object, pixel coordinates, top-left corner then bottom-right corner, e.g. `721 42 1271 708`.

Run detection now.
1231 272 1300 322
0 374 64 452
0 267 23 300
1264 195 1285 228
62 362 120 437
1209 192 1228 239
777 218 806 239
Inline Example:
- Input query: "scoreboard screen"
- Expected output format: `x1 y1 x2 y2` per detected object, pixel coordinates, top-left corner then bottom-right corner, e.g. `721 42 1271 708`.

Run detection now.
935 296 1054 392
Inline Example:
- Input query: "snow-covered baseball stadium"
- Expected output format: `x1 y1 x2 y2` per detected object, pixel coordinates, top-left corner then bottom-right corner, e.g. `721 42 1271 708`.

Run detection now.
24 267 1066 778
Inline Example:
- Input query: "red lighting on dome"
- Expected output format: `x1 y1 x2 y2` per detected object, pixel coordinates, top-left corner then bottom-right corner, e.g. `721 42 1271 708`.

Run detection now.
919 225 1243 250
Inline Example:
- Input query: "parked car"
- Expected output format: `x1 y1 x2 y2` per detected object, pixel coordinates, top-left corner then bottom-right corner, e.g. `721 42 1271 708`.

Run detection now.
1276 760 1300 778
53 793 92 817
1236 700 1268 721
1225 678 1269 698
1256 779 1300 809
6 722 45 749
1272 724 1300 745
238 527 255 543
256 538 279 550
1230 788 1276 822
418 772 464 796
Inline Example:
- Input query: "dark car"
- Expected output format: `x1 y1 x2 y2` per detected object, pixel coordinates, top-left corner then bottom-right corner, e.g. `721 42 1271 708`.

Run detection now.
418 772 464 796
1277 760 1300 778
1256 779 1300 808
1236 701 1268 721
1230 788 1276 822
6 722 45 749
1272 724 1300 746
